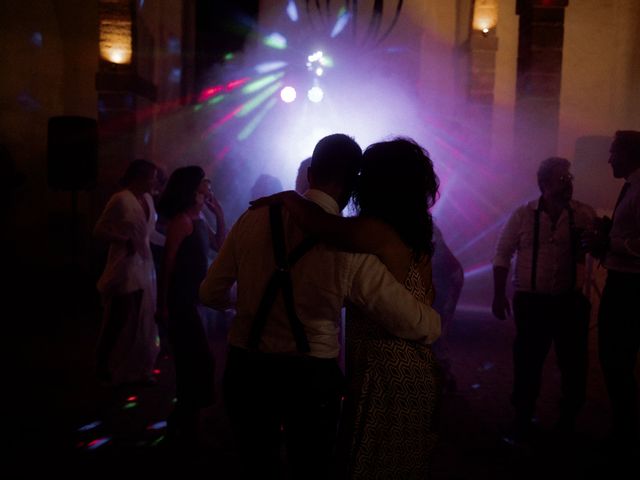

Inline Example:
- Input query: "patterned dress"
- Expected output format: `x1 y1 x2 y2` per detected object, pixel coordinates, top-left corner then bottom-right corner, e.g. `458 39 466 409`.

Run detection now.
344 260 442 479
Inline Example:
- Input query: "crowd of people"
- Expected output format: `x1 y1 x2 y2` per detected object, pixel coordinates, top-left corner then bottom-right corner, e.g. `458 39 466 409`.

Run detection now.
93 130 640 478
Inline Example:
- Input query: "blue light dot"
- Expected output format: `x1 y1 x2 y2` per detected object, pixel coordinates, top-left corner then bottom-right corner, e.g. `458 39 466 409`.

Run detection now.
169 68 182 83
31 32 43 47
167 37 181 54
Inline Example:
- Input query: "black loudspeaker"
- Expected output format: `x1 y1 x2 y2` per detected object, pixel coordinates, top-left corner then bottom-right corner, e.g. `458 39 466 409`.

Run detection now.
47 116 98 190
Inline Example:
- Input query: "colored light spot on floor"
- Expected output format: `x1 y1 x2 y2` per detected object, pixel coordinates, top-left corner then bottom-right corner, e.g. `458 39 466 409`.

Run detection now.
87 437 111 450
147 420 167 430
77 420 102 432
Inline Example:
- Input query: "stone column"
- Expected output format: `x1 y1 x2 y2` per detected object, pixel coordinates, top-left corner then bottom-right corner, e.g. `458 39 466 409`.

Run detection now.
514 0 568 164
95 0 157 192
468 27 499 159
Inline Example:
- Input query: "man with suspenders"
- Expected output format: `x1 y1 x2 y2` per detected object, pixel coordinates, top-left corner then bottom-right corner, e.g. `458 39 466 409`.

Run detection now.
200 134 441 479
492 157 596 442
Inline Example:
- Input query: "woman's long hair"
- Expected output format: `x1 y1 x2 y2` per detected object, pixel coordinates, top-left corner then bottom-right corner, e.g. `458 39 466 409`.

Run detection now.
354 137 439 258
157 165 205 219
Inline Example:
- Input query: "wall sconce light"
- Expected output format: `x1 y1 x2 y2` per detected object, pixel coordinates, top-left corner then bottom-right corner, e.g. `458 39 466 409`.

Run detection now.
472 0 498 37
99 0 132 65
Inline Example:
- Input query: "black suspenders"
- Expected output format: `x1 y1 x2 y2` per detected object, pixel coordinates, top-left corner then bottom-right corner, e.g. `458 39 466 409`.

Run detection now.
531 199 577 292
531 206 541 291
248 205 317 353
567 207 577 289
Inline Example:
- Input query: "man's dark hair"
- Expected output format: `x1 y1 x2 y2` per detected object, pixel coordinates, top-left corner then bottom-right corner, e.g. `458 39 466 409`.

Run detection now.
537 156 570 192
613 130 640 162
309 134 362 189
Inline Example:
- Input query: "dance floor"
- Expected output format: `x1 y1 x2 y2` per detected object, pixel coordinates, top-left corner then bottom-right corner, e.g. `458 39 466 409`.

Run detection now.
8 284 638 479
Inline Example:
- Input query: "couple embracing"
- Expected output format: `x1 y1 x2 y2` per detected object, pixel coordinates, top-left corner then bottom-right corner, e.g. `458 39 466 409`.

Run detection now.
200 134 443 479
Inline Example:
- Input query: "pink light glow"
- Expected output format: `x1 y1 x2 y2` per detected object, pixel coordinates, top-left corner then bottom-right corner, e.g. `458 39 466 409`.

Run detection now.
199 86 223 102
201 106 244 138
215 145 231 160
226 78 250 90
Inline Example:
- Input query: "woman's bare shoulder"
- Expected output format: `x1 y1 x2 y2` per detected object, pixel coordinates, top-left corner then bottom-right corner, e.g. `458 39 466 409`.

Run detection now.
167 213 194 236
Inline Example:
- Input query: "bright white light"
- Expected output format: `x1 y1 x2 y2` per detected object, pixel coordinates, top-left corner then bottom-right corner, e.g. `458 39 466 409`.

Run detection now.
308 51 323 63
319 55 333 67
307 86 324 103
482 27 489 34
280 86 297 103
315 67 324 76
108 48 126 64
286 0 299 22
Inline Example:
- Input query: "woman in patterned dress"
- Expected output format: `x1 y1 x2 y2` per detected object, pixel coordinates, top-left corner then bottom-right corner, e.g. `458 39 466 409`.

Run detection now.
251 137 442 478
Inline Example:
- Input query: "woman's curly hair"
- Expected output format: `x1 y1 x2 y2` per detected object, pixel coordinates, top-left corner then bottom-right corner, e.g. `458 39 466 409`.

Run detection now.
354 137 439 259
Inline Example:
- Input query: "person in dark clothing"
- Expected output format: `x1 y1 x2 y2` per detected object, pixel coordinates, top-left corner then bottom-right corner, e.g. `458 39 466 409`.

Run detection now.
156 165 226 448
492 157 596 442
431 224 464 392
583 130 640 453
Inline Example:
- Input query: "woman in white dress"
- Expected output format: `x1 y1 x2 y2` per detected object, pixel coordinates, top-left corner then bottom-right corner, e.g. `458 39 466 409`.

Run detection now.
94 159 161 385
